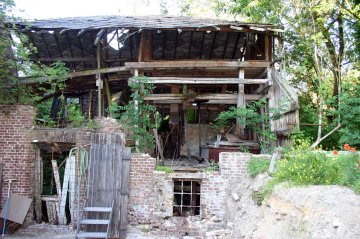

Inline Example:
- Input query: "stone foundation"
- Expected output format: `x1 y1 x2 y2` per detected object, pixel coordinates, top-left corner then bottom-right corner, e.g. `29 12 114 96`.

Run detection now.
128 152 257 237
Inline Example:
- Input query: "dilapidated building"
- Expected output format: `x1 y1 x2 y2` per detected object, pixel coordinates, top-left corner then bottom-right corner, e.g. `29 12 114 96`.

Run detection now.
0 15 298 238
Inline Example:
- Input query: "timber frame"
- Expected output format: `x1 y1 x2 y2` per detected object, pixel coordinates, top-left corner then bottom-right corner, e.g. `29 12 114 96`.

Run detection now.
15 15 299 156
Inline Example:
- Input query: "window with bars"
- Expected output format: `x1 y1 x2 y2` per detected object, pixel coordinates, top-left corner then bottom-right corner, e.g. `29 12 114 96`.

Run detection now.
173 179 201 216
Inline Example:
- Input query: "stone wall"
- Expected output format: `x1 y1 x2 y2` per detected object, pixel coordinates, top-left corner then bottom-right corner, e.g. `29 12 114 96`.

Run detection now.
128 152 253 237
0 104 36 221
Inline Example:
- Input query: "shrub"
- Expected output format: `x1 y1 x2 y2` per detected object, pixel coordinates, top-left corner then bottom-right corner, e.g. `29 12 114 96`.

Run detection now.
155 165 173 174
247 157 270 177
271 144 360 193
275 150 341 185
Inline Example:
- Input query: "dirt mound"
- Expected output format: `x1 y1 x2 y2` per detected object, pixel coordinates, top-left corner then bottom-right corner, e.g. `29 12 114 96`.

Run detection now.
225 174 360 239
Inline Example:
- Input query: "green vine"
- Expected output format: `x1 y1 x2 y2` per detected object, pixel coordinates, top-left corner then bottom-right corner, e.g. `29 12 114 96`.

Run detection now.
108 75 160 152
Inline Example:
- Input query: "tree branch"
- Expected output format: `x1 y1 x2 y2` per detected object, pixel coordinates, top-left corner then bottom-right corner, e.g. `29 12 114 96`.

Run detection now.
310 124 342 149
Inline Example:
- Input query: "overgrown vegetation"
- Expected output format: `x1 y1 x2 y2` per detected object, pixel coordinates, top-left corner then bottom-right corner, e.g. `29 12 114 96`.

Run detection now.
107 76 159 152
155 165 174 174
0 0 69 105
247 157 271 177
201 160 220 173
213 98 285 153
178 0 360 151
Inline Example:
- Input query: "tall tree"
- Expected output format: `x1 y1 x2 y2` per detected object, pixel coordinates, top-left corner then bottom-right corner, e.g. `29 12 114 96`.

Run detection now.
211 0 359 148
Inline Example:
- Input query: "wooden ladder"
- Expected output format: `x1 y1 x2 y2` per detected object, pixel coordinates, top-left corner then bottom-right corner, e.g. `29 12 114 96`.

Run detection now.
76 202 114 239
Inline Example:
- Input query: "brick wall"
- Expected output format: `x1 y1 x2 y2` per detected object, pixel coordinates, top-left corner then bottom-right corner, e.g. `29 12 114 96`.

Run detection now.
128 152 253 236
0 104 36 220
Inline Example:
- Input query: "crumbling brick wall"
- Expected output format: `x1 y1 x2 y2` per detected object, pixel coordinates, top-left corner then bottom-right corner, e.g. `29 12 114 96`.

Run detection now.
128 152 252 236
0 104 36 220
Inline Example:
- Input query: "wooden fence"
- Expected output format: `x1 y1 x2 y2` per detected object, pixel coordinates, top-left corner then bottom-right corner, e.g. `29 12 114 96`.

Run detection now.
86 133 131 237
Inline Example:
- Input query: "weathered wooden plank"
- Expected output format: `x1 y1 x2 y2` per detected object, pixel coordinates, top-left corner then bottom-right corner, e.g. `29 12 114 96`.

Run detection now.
147 77 269 84
236 68 246 136
34 147 42 223
111 143 122 237
120 158 130 195
125 60 270 69
119 195 128 231
85 133 130 237
144 93 263 101
51 160 62 198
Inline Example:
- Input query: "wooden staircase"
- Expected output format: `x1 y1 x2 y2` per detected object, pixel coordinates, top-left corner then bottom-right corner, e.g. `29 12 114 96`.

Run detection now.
76 204 113 239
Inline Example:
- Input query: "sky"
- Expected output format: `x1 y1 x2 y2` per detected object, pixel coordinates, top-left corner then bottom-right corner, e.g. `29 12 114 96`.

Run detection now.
13 0 182 19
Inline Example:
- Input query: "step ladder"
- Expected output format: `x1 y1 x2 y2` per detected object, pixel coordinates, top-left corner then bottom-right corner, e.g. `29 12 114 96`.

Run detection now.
76 202 114 239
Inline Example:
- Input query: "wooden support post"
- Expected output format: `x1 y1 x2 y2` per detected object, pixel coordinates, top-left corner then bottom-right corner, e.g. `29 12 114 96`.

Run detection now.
139 30 151 61
197 102 201 157
104 77 112 116
51 160 62 198
265 32 270 61
170 86 179 123
153 129 164 165
236 68 246 137
96 44 103 117
134 69 139 151
88 90 94 119
34 146 42 223
183 85 191 160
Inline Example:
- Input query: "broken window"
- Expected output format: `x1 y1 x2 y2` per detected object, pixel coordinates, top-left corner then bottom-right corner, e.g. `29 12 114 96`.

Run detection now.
173 179 201 216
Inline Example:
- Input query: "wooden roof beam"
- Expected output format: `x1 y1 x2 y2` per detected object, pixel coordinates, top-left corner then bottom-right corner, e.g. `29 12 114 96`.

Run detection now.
125 60 270 69
144 93 264 101
147 77 269 84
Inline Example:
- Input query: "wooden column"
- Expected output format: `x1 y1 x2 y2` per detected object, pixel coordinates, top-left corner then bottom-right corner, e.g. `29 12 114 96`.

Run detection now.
96 43 103 117
265 32 270 61
236 68 246 137
134 69 139 151
267 66 275 131
139 30 152 62
182 84 191 160
170 86 180 123
34 145 42 223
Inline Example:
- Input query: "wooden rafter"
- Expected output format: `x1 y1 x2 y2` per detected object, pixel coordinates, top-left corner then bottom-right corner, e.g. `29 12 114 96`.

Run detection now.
209 32 217 59
199 32 205 59
53 32 64 58
40 33 51 58
76 31 87 68
162 31 167 58
174 31 178 59
222 32 230 59
232 32 241 59
187 31 193 59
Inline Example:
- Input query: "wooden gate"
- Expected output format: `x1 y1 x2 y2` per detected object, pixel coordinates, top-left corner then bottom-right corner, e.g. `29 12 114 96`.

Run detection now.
86 133 131 237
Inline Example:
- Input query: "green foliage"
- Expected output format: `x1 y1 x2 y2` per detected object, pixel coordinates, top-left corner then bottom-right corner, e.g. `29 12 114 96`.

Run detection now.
155 165 174 174
113 76 160 152
337 83 360 148
276 150 341 185
213 98 281 153
0 1 69 105
270 146 360 193
247 157 270 177
65 100 86 128
201 160 220 173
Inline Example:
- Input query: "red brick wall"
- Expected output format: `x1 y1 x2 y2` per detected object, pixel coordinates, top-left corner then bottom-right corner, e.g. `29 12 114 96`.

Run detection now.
0 104 36 217
128 153 157 225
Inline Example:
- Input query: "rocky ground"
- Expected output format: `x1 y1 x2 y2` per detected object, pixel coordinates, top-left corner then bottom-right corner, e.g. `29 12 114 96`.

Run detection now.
224 173 360 239
9 174 360 239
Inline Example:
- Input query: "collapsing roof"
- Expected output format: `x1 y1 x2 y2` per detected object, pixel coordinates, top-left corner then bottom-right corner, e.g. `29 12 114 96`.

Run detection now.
14 15 285 93
18 15 282 31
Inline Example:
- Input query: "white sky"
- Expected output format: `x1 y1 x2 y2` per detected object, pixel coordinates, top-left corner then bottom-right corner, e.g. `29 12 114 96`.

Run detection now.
14 0 182 19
